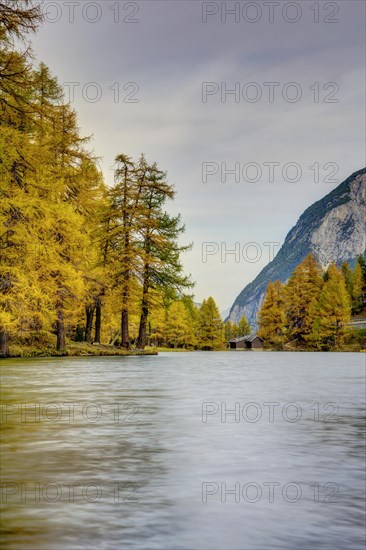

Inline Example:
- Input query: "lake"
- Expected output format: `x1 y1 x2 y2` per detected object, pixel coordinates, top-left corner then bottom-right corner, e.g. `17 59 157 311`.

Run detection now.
1 352 365 550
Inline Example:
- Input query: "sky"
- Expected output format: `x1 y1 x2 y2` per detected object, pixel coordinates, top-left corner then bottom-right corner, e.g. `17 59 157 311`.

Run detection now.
31 0 366 312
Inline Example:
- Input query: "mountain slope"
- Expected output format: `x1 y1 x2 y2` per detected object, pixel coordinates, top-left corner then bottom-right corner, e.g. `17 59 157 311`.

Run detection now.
229 168 366 327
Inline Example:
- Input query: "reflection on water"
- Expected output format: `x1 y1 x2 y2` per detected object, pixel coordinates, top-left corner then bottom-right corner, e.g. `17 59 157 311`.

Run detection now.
1 353 365 549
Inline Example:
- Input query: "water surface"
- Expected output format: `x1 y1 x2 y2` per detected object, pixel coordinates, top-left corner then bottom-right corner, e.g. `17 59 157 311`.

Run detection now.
1 352 365 549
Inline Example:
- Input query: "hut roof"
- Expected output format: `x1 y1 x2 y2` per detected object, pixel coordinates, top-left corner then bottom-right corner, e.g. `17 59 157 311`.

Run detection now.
228 334 263 343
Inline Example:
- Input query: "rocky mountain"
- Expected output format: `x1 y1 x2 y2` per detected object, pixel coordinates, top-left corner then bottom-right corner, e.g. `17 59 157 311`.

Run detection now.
220 306 231 321
228 168 366 327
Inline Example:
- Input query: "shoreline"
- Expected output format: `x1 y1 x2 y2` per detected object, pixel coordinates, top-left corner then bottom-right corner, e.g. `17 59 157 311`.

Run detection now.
2 347 364 359
1 342 158 359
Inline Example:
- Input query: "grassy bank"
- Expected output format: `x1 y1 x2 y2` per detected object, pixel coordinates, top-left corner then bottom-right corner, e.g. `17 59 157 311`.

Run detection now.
5 340 157 358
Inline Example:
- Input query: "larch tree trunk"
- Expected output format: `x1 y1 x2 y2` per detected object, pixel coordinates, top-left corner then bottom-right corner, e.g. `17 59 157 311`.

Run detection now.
120 266 130 349
121 307 129 349
94 298 101 344
0 329 9 357
85 305 95 343
56 307 66 353
137 304 148 349
137 272 149 349
120 271 130 349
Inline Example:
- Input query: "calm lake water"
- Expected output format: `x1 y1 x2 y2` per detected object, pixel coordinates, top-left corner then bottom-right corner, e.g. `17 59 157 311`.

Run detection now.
1 352 365 550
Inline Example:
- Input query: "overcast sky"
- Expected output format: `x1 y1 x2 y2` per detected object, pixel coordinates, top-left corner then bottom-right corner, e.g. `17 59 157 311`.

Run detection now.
32 0 365 311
